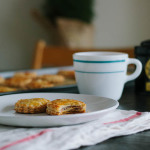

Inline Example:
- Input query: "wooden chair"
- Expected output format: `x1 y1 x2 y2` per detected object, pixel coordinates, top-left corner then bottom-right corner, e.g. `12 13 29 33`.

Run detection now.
32 40 135 69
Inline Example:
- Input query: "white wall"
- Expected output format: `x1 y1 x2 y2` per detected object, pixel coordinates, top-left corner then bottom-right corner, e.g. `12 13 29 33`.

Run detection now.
94 0 150 47
0 0 50 71
0 0 150 71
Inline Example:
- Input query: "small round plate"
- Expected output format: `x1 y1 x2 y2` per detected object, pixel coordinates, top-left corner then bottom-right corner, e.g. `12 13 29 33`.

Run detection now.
0 93 119 127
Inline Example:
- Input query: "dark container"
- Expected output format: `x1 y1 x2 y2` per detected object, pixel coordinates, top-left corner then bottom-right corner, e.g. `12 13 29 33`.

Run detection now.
135 40 150 93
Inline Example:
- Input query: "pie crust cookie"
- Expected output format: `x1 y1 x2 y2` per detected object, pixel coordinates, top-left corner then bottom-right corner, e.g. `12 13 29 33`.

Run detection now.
0 86 17 93
4 77 32 89
26 79 54 89
0 76 5 85
38 74 65 83
13 72 37 78
46 99 86 115
15 98 50 114
57 70 75 79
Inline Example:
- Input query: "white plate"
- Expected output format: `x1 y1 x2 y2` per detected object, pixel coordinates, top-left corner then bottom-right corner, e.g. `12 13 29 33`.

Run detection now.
0 93 119 127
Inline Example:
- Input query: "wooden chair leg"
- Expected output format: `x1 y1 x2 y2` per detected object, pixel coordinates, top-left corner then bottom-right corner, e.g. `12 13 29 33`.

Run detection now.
32 40 46 69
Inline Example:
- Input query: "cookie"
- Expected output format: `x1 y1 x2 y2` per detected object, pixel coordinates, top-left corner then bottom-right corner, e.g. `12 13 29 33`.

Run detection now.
26 79 54 89
0 76 5 85
0 86 17 93
15 98 50 114
4 77 32 88
57 70 75 79
38 74 65 83
14 72 37 78
46 99 86 115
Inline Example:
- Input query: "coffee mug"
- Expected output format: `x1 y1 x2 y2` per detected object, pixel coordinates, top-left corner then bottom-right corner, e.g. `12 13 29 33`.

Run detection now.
73 52 142 100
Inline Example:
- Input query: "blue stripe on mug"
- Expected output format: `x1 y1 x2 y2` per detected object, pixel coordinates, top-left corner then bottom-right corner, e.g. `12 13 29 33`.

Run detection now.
75 70 124 74
73 59 125 63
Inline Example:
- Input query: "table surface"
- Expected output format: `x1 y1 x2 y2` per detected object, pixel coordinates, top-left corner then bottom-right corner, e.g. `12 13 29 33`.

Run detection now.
78 81 150 150
1 67 150 150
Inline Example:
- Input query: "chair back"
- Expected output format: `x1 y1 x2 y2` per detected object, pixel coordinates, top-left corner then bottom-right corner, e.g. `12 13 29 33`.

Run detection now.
32 40 135 69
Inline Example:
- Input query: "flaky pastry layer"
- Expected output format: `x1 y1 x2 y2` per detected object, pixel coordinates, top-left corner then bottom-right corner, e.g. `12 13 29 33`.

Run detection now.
0 86 17 92
26 79 54 89
15 98 50 114
38 74 65 83
0 76 5 85
46 99 86 115
14 72 37 78
57 70 75 79
4 77 32 88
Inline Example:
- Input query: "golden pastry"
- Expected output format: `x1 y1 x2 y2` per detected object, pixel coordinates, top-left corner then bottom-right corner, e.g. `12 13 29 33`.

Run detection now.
46 99 86 115
15 98 50 114
0 86 17 93
0 76 5 85
4 77 32 88
38 74 65 83
57 70 75 79
26 79 54 89
13 72 37 78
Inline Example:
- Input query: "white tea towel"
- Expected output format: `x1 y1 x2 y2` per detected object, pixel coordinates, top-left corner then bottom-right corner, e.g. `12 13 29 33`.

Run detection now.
0 109 150 150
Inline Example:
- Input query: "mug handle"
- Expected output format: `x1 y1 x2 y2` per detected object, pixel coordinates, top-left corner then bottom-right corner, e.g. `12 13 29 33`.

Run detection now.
125 58 142 83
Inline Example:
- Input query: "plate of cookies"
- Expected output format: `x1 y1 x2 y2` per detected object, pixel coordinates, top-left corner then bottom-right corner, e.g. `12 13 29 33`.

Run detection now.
0 70 77 95
0 93 119 127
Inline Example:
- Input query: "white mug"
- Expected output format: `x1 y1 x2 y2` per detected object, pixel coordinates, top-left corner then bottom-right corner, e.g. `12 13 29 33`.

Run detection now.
73 52 142 100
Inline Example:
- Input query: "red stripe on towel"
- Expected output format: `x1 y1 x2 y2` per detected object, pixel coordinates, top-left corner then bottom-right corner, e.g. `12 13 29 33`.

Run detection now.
0 129 51 150
104 112 142 125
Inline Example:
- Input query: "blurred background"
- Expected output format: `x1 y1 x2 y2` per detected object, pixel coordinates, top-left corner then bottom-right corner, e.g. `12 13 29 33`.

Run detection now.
0 0 150 71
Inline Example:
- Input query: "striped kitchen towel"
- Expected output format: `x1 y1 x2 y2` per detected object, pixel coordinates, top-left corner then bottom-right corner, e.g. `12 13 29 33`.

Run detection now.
0 109 150 150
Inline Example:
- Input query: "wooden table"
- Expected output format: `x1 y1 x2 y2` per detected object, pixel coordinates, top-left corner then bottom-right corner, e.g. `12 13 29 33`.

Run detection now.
77 81 150 150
